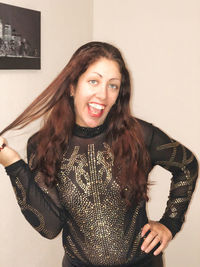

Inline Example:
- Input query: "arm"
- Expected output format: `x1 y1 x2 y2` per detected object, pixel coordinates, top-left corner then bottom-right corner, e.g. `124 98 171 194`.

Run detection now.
140 124 198 254
149 126 198 237
0 136 65 239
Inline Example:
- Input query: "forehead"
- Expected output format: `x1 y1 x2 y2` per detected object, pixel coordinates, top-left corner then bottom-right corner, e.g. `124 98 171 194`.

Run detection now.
84 58 121 79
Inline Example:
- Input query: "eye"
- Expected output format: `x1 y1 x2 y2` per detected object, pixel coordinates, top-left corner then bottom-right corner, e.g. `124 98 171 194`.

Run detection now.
108 83 119 90
89 80 98 85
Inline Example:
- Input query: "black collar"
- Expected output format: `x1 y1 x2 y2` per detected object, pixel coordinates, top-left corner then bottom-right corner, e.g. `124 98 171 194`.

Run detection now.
73 122 107 138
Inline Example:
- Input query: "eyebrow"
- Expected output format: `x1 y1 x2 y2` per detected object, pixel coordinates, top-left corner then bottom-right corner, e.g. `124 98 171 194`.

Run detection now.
92 72 121 81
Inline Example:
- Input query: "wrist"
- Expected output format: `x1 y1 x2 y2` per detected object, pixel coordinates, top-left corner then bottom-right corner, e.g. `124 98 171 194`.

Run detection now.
0 146 21 167
159 218 178 238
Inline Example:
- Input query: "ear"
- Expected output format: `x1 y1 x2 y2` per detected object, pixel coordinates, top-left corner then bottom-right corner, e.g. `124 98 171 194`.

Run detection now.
70 85 75 97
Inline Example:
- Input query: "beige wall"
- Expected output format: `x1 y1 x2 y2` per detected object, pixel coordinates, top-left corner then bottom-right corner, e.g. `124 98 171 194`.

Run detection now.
93 0 200 267
0 1 199 267
0 0 93 266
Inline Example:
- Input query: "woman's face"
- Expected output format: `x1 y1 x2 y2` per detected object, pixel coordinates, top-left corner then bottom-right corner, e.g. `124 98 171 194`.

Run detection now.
71 58 121 128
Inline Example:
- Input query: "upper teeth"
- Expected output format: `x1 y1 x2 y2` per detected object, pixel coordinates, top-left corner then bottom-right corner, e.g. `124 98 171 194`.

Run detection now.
89 103 105 110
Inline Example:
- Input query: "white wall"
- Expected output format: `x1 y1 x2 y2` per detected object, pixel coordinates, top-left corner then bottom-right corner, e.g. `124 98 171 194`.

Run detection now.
93 1 200 266
0 0 93 266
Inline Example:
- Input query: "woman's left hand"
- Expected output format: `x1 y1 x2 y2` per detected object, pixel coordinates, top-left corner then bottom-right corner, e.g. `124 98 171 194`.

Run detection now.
141 221 172 256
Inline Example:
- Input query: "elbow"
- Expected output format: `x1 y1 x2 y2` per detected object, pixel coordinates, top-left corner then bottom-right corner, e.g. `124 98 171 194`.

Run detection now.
39 228 62 240
188 155 199 183
22 210 63 240
193 156 199 181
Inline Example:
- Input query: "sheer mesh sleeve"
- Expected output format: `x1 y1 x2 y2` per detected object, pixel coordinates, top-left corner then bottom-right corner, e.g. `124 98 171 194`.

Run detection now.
149 125 199 237
5 137 65 239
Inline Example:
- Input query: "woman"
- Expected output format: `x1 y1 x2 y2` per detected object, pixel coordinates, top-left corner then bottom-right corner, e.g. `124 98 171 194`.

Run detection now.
0 42 198 267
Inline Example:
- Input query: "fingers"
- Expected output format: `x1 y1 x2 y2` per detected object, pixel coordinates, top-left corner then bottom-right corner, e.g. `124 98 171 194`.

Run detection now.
141 230 160 253
0 136 4 145
141 229 161 255
0 136 7 152
141 223 151 237
141 221 172 256
0 136 7 146
153 240 167 256
0 137 20 167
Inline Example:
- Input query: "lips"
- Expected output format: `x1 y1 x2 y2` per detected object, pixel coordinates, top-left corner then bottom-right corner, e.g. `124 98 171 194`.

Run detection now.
88 102 105 117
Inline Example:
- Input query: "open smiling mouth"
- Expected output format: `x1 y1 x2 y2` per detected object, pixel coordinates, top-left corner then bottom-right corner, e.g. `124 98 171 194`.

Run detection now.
88 103 105 117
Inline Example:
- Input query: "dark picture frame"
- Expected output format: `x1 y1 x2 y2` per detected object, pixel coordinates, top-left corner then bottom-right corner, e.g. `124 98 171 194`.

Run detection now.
0 2 41 69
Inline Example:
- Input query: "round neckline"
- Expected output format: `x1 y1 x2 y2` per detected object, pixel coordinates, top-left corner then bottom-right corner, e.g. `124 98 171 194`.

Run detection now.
73 122 107 138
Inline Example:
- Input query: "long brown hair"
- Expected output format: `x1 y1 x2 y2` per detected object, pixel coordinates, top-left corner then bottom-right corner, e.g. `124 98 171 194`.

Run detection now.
1 41 150 203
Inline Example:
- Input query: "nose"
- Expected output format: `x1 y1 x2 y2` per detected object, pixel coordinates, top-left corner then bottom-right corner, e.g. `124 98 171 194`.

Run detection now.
96 84 107 100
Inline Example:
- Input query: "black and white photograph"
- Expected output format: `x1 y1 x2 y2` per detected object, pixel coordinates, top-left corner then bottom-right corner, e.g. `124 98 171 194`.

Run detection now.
0 2 40 69
0 1 199 267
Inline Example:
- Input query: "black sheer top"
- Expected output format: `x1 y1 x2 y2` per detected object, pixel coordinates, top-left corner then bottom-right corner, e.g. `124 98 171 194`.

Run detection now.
5 119 198 266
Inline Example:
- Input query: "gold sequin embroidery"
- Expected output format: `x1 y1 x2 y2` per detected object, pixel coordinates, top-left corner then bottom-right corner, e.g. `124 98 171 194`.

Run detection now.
57 142 142 265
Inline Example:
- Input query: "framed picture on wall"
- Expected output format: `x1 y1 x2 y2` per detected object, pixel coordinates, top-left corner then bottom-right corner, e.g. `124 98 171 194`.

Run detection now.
0 2 41 69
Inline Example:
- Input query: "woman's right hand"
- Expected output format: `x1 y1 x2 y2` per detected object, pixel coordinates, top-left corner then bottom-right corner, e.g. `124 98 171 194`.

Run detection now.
0 136 21 167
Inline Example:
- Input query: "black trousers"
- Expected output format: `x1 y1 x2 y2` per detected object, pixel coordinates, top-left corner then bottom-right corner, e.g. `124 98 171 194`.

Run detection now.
62 254 163 267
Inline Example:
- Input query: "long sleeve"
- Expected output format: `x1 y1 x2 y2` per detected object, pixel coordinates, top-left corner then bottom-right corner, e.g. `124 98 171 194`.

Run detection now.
148 125 199 237
5 137 65 239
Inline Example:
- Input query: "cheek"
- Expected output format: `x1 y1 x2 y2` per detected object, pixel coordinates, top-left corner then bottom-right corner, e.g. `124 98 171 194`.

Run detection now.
110 91 120 106
74 83 91 101
73 91 88 113
73 95 81 113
